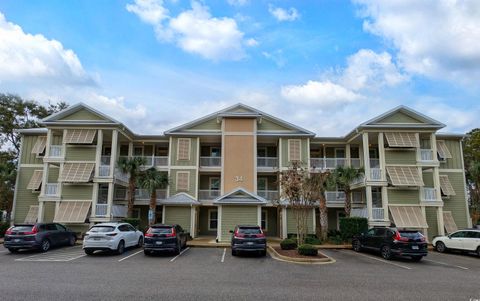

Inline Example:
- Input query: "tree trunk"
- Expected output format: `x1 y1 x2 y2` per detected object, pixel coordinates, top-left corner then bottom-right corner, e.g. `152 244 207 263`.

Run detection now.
149 190 157 226
127 177 135 218
319 196 328 241
344 188 351 217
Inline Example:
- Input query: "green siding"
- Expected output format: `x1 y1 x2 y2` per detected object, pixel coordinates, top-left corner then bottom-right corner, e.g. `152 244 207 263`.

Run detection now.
170 138 198 166
59 109 105 121
164 206 191 232
441 172 469 229
257 119 291 131
43 202 56 222
51 135 63 145
425 207 439 242
377 112 423 124
48 166 60 182
20 135 44 165
169 169 197 196
189 118 221 130
438 139 463 170
387 189 420 205
385 150 417 165
13 167 40 223
264 207 278 237
221 205 258 241
286 208 314 235
65 146 96 161
422 172 434 187
62 185 93 200
280 138 309 168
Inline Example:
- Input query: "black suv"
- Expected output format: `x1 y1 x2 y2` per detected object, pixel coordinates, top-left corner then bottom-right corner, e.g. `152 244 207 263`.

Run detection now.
352 227 428 261
4 223 77 253
143 224 188 255
230 225 267 256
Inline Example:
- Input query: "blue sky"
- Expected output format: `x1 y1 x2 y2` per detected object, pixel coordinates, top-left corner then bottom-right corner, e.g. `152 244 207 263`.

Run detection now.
0 0 479 136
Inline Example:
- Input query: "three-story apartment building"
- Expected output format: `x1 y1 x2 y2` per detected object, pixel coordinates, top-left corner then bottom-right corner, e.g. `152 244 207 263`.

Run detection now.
12 103 471 241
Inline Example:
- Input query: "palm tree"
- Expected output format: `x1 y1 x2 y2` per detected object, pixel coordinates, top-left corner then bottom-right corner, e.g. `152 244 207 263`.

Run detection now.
137 167 169 225
305 171 331 241
329 166 364 217
117 156 146 218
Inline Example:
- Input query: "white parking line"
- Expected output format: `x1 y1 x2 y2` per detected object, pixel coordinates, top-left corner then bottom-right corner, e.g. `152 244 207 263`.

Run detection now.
423 259 469 270
340 250 412 270
15 247 85 262
170 247 190 262
118 250 143 262
0 250 9 253
221 248 226 263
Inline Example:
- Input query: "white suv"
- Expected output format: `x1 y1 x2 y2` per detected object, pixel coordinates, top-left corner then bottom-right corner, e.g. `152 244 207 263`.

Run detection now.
83 223 144 255
433 229 480 256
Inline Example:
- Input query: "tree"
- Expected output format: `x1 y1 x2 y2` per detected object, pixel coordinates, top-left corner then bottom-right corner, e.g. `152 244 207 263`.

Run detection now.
0 152 16 222
308 171 331 241
137 167 169 225
463 129 480 224
117 156 146 218
329 166 364 217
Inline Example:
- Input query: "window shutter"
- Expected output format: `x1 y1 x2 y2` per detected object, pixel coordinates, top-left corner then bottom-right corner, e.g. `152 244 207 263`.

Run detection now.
384 132 419 147
24 205 39 223
31 136 47 154
64 129 96 144
439 175 456 196
59 163 95 182
436 141 452 159
54 201 91 223
288 139 301 161
386 166 424 186
27 170 43 190
177 138 191 160
176 172 190 191
442 211 458 233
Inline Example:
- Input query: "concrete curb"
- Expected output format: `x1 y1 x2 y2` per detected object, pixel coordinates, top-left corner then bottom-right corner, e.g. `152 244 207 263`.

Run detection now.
267 246 336 265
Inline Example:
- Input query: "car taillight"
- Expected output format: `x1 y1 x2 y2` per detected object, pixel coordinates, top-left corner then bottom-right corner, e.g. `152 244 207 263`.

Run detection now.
234 230 245 238
106 233 117 237
419 233 426 242
145 228 154 237
5 226 13 235
23 225 38 235
165 228 176 238
256 230 265 238
393 231 409 242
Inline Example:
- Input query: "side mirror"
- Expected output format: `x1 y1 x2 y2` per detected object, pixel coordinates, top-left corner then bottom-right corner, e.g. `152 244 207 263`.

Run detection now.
229 230 233 233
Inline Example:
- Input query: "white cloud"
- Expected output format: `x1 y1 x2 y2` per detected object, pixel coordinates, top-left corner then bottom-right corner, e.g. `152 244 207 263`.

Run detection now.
355 0 480 83
0 12 92 85
281 80 363 105
262 49 286 67
245 38 258 47
227 0 249 7
127 0 249 61
268 5 300 22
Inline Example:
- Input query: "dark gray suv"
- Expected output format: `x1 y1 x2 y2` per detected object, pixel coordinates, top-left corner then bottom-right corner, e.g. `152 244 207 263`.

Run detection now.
4 223 77 253
230 225 267 256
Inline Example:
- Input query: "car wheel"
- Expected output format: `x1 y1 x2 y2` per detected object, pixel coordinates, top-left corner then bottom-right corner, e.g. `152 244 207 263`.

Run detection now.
352 239 362 252
476 246 480 257
174 241 181 255
8 248 18 254
116 240 125 255
435 241 446 253
231 249 237 256
40 239 51 252
381 245 392 260
68 236 76 246
137 237 143 248
84 249 94 255
261 249 267 257
411 256 423 262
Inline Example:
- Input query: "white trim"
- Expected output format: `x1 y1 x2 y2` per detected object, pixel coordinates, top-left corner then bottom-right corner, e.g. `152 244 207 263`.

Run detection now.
257 205 262 228
261 209 268 231
217 205 222 241
18 164 44 168
169 166 198 170
162 205 166 223
336 211 346 230
312 207 316 234
190 206 195 238
253 120 257 193
223 132 255 136
175 171 190 192
177 138 191 161
196 137 200 200
287 139 301 162
282 207 287 239
278 138 283 169
207 208 218 231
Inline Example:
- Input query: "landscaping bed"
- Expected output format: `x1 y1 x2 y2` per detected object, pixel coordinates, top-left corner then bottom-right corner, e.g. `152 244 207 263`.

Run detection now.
272 246 328 259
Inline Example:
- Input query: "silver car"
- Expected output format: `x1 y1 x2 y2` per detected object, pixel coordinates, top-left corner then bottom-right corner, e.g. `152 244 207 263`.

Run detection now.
83 222 144 255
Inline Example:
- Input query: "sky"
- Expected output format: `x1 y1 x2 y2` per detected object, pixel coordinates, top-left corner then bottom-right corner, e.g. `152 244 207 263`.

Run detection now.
0 0 479 137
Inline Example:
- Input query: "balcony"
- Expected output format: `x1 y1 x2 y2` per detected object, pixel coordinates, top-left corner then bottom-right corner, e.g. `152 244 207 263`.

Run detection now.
95 204 127 218
257 157 278 168
49 145 63 158
99 165 110 177
310 158 346 170
351 158 361 168
370 159 380 168
420 149 434 161
198 189 221 200
372 208 385 220
422 187 437 202
325 191 346 204
200 156 221 167
118 155 169 167
134 189 167 200
44 183 59 197
370 168 382 181
257 190 279 200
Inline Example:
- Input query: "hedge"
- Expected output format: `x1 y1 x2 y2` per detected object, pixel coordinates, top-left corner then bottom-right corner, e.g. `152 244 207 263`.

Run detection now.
298 244 318 256
122 218 141 229
280 238 297 250
339 217 368 242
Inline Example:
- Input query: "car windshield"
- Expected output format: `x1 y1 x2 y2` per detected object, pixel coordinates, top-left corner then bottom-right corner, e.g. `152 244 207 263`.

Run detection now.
12 226 34 232
150 227 173 234
238 227 261 234
399 231 422 239
89 226 115 233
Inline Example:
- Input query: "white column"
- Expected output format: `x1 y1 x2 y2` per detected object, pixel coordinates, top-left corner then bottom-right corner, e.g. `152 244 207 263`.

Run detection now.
345 144 351 167
91 183 99 217
415 133 421 162
433 167 441 202
322 145 326 169
257 205 262 227
381 186 389 221
377 133 386 181
45 129 52 157
106 183 114 219
37 201 45 223
162 205 166 223
366 186 373 223
109 130 118 176
421 206 428 241
190 206 196 238
40 163 49 197
282 207 288 239
362 133 371 181
217 205 222 242
312 207 316 234
94 129 103 177
437 206 445 236
128 142 133 158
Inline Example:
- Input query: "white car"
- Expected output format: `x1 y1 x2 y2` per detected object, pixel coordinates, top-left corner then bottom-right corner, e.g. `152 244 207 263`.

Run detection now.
432 229 480 256
83 222 144 255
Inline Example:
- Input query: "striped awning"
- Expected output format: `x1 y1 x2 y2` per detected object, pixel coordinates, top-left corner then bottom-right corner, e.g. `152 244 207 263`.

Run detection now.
26 170 43 190
443 211 458 234
31 136 47 154
436 141 452 159
386 166 424 186
439 175 456 196
53 201 91 223
385 132 419 148
24 205 39 223
59 163 94 182
389 206 428 229
64 129 96 144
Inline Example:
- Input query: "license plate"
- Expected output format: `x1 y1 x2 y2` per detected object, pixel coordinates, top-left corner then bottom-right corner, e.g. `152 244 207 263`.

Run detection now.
247 242 254 245
93 238 101 241
155 241 163 245
412 245 419 250
14 239 20 242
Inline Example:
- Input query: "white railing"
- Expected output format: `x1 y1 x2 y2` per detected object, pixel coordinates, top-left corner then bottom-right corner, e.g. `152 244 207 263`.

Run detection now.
118 156 168 167
257 157 278 168
370 159 380 168
200 156 221 167
95 204 108 217
100 156 111 165
420 149 434 161
115 188 127 200
370 168 382 181
198 189 221 200
114 168 129 183
352 191 364 203
351 208 368 218
45 183 59 196
49 145 63 157
112 205 127 217
310 158 346 169
325 191 346 203
422 187 437 202
134 189 167 200
154 156 168 166
99 165 110 177
372 208 385 220
257 190 279 200
351 158 361 168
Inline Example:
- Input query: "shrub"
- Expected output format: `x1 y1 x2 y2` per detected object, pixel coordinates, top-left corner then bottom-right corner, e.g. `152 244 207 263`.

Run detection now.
305 236 322 245
298 244 318 256
280 238 297 250
330 235 343 245
0 222 10 238
122 218 141 229
339 217 368 242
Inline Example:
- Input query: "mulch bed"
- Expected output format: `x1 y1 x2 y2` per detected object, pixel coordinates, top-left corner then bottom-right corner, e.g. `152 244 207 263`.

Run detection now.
273 246 328 259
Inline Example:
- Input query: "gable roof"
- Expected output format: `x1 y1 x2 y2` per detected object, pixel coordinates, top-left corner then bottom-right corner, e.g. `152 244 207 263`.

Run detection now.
160 192 200 205
213 187 267 205
165 103 315 136
41 102 121 125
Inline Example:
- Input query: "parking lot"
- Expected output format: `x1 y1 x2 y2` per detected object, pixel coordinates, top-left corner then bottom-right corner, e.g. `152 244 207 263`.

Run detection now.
0 245 479 301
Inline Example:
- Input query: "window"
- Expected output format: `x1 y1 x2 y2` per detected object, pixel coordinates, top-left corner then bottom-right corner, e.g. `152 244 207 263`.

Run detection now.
258 178 267 191
103 146 112 156
261 210 268 231
31 136 47 155
257 147 267 157
55 224 67 231
134 146 143 156
335 148 345 158
27 170 43 190
177 138 191 160
59 163 95 183
443 211 458 233
46 224 57 231
127 225 136 232
366 228 375 236
439 175 456 196
208 209 218 230
210 147 221 157
288 139 301 162
54 201 91 223
176 172 190 191
465 231 479 239
209 177 220 190
450 231 466 238
374 228 386 236
118 225 129 232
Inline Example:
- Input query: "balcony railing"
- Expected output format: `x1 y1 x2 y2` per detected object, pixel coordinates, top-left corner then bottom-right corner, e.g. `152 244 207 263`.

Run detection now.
99 165 110 177
100 156 111 165
49 145 63 157
325 191 346 203
115 188 127 200
257 190 279 200
134 189 167 200
257 157 278 168
420 149 434 161
351 158 361 168
44 183 59 196
310 158 346 170
370 159 380 168
200 156 221 167
370 168 382 181
118 155 168 167
351 208 368 218
114 168 129 183
372 208 385 220
95 204 127 217
198 189 221 200
422 187 437 202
